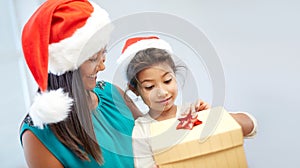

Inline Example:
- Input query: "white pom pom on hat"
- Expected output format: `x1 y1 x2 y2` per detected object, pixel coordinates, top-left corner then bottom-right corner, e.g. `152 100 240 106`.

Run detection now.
29 89 73 129
22 0 112 128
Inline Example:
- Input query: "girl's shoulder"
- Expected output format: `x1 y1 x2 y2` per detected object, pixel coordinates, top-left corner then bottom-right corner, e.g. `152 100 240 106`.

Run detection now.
135 113 156 124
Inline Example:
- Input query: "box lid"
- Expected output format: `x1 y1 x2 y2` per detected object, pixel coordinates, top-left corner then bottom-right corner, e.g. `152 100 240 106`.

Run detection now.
149 107 243 165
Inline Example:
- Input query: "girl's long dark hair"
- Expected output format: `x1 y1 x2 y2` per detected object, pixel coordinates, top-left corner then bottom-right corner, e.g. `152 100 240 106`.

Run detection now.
47 70 103 164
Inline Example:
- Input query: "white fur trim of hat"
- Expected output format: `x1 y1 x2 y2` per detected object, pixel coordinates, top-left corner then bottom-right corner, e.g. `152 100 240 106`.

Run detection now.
117 38 173 65
49 1 112 75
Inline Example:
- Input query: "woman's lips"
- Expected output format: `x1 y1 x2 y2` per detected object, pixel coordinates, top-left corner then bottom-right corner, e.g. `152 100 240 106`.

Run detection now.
88 74 97 80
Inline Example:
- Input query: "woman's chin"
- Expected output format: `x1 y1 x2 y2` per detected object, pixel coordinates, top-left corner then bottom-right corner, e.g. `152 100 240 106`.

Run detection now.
84 81 97 91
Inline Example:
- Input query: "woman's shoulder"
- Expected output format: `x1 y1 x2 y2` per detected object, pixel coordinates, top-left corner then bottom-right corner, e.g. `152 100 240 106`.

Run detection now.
93 81 126 103
94 80 116 89
20 115 64 167
20 115 51 143
22 129 64 167
20 115 62 153
93 81 110 99
97 80 110 88
93 80 119 94
20 115 95 167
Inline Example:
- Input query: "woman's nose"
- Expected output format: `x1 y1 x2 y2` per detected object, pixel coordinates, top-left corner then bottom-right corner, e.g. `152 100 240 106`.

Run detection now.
96 61 105 71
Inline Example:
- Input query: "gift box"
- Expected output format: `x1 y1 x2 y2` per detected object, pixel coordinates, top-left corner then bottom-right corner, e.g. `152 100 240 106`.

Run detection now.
149 107 248 168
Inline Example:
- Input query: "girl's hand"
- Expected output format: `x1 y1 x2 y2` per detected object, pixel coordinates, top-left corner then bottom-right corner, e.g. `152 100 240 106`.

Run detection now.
194 99 210 112
230 112 257 137
178 99 210 119
176 100 208 130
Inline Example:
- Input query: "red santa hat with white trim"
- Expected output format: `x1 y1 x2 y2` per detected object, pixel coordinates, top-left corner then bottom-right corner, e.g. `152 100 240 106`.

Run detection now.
22 0 112 128
117 36 173 84
118 36 173 65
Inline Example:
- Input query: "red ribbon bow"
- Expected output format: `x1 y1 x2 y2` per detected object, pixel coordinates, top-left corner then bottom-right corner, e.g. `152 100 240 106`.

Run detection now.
176 111 202 130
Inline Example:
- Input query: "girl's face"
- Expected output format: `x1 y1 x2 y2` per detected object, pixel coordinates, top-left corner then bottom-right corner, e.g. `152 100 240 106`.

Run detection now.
136 64 178 113
80 48 106 90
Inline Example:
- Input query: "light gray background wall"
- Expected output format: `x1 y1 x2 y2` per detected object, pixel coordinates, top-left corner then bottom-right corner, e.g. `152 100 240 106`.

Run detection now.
1 0 299 167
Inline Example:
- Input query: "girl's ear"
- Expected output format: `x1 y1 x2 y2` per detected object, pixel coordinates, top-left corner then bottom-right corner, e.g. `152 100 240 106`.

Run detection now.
128 83 139 96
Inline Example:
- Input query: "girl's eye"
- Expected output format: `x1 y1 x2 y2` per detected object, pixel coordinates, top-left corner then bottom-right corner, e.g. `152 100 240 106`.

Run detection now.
164 78 172 84
144 85 154 90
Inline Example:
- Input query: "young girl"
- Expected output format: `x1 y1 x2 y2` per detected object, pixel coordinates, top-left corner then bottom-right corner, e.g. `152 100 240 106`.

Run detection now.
118 36 257 167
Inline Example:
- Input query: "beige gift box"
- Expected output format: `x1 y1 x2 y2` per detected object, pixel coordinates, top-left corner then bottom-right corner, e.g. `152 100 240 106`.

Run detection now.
149 107 248 168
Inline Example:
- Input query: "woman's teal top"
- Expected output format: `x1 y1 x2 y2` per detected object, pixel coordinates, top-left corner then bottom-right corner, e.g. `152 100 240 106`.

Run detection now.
20 81 135 168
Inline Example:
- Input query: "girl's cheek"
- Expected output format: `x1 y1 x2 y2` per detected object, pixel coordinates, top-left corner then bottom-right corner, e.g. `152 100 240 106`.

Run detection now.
141 92 151 105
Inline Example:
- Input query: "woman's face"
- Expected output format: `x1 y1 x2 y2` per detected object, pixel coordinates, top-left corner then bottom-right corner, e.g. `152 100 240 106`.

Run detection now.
80 48 106 90
136 64 178 113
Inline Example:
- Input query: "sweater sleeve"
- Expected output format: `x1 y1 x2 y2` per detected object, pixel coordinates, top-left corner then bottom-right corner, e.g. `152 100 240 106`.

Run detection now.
132 119 156 168
230 111 258 138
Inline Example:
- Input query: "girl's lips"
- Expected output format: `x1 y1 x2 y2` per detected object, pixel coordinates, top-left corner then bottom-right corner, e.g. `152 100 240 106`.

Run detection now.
156 97 172 104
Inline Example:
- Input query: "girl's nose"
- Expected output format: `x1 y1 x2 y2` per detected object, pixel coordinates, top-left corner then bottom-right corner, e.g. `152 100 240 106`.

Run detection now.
157 88 168 97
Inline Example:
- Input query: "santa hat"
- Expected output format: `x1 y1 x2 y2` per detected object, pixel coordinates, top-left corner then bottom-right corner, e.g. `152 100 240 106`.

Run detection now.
117 36 173 65
116 36 174 94
22 0 112 128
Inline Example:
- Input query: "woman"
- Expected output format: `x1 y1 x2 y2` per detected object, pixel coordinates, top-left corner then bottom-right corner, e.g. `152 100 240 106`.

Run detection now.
20 0 140 167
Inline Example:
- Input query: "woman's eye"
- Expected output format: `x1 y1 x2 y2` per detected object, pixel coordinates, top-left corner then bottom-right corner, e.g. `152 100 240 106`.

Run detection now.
89 58 97 62
164 78 172 84
103 49 107 54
